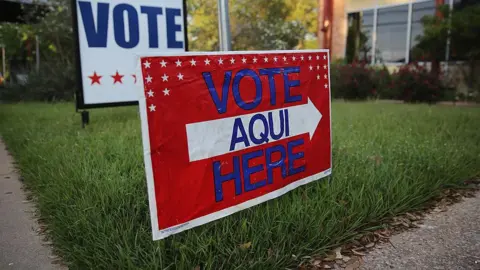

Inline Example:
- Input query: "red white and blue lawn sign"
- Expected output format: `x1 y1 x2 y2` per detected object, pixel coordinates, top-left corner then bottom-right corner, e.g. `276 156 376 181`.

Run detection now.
74 0 185 107
137 50 332 240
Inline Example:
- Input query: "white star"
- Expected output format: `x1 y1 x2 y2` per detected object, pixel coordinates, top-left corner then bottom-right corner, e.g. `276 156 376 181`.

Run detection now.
147 90 154 97
177 73 184 80
241 57 247 63
323 55 327 60
263 57 268 62
146 75 153 83
204 59 211 65
316 55 320 60
175 59 182 67
230 58 235 64
283 56 287 61
160 60 167 67
301 55 304 61
323 65 327 69
161 74 168 82
253 57 258 63
317 75 320 80
292 56 296 61
309 65 313 71
308 55 312 60
325 83 328 88
218 58 224 65
190 59 196 66
149 104 156 112
324 74 328 79
143 60 151 69
163 88 170 96
273 57 278 62
317 65 320 70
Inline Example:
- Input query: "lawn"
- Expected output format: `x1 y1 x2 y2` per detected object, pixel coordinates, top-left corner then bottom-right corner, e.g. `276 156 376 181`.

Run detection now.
0 102 479 270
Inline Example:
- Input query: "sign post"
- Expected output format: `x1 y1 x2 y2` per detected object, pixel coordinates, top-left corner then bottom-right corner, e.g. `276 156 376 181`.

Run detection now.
71 0 188 126
137 50 332 240
1 45 6 86
217 0 232 51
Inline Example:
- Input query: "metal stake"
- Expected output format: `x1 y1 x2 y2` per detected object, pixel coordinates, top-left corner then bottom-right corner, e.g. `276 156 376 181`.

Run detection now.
217 0 232 51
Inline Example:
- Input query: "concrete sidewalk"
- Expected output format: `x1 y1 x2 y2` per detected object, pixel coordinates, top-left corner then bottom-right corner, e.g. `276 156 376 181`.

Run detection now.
359 192 480 270
0 138 66 270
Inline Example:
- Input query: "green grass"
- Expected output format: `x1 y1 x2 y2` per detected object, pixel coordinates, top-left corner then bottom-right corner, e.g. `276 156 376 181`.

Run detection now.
0 102 479 270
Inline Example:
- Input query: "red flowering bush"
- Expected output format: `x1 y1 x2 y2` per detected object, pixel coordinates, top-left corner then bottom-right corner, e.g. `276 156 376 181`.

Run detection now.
330 62 377 100
372 65 395 99
390 63 447 104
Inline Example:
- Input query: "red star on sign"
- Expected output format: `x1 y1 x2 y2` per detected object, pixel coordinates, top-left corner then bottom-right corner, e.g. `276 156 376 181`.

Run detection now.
111 70 124 84
132 74 137 84
88 71 102 85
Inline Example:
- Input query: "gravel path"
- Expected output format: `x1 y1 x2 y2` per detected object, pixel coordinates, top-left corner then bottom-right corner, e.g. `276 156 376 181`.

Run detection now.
359 192 480 270
0 138 66 270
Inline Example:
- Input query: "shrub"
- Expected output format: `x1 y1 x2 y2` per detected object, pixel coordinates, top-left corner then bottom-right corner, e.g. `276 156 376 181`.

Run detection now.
330 62 377 100
372 65 395 99
390 63 448 104
0 62 76 102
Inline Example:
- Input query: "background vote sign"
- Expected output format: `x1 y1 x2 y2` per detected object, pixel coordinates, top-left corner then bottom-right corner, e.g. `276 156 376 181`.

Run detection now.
73 0 186 108
138 50 332 240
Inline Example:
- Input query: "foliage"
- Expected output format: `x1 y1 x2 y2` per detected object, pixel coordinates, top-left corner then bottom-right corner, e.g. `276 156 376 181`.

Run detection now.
0 0 75 101
412 1 480 91
371 65 394 99
187 0 315 51
0 62 75 102
330 62 376 100
186 0 219 51
1 102 479 269
390 63 449 104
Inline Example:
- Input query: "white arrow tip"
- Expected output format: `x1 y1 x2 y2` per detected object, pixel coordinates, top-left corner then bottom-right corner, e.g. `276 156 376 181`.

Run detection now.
307 98 322 139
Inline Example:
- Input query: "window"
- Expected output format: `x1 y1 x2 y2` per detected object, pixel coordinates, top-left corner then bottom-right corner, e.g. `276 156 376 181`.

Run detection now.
360 10 375 63
375 5 409 63
345 10 374 63
345 0 461 65
410 1 436 62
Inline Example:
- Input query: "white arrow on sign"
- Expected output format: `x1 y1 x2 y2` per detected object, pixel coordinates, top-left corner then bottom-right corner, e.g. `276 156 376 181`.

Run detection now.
186 98 322 162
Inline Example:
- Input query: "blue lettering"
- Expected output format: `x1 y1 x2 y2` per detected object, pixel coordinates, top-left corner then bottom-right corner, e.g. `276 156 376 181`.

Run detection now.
242 150 266 192
78 1 109 47
259 68 282 106
283 67 302 103
285 109 290 137
248 113 269 145
166 8 184 48
203 71 232 114
287 138 306 176
266 145 287 184
141 6 163 48
213 157 242 202
268 110 286 140
113 4 139 49
233 69 262 111
230 118 250 151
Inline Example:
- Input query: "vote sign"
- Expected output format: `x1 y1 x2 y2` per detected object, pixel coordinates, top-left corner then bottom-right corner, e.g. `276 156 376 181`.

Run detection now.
73 0 186 108
138 50 332 240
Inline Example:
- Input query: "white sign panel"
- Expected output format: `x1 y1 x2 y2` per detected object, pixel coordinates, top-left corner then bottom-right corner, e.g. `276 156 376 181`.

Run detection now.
73 0 186 108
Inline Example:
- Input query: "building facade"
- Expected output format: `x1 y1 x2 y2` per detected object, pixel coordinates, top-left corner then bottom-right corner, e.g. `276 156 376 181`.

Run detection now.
317 0 466 65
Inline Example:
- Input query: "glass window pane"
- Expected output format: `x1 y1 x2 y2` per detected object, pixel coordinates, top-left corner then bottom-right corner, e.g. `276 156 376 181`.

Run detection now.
375 5 409 63
360 10 374 63
345 10 374 63
410 0 436 62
